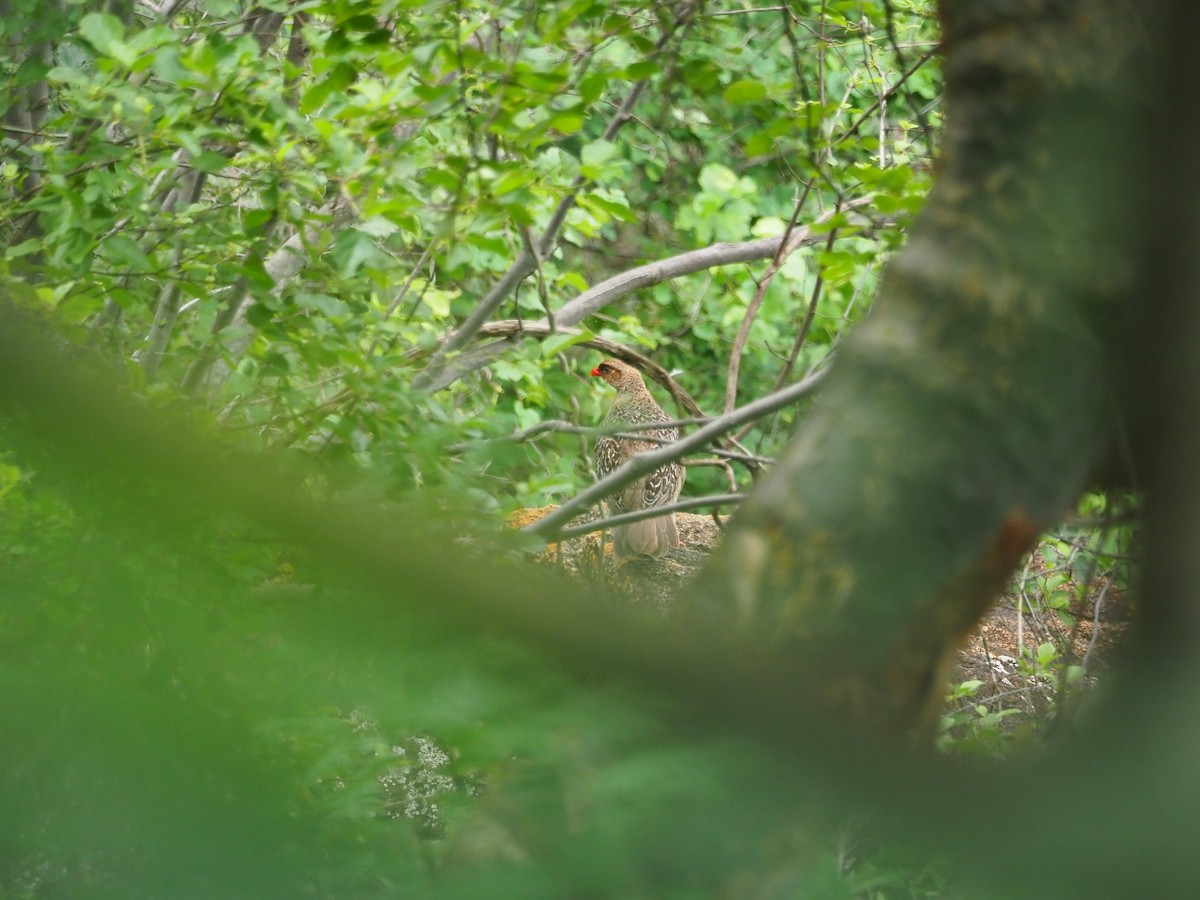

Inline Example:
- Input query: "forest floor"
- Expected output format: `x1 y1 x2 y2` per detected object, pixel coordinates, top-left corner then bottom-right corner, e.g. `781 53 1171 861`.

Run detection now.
517 508 1135 745
950 546 1133 738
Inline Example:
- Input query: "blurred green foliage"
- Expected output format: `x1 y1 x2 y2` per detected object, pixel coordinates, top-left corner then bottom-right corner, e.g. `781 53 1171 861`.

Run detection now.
0 0 952 895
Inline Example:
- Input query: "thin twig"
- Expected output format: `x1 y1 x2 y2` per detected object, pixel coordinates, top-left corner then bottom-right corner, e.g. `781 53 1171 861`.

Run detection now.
1080 577 1112 671
449 416 714 450
771 213 841 391
524 369 826 540
724 188 812 414
832 49 937 147
707 5 786 14
685 457 741 493
555 494 747 540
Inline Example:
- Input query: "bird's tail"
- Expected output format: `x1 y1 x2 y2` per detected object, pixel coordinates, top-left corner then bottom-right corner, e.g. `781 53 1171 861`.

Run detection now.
613 514 679 559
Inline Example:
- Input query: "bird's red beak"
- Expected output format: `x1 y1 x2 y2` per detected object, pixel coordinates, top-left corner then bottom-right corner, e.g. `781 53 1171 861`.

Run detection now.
590 366 602 377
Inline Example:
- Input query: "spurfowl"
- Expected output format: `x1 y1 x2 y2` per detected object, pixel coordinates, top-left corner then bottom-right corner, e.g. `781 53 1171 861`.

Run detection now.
590 358 684 559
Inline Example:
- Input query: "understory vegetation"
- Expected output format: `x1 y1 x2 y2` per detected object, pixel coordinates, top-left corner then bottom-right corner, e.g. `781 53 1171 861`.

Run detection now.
0 1 1156 897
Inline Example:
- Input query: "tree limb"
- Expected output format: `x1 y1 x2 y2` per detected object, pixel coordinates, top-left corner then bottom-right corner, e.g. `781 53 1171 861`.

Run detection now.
687 0 1140 737
523 370 826 540
139 168 209 379
417 197 883 393
555 493 747 540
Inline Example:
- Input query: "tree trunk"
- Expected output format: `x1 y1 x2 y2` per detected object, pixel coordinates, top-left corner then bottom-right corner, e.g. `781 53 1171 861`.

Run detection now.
689 0 1144 733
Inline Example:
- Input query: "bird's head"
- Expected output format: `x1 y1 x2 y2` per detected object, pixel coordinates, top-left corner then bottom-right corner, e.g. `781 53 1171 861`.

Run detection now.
590 358 644 392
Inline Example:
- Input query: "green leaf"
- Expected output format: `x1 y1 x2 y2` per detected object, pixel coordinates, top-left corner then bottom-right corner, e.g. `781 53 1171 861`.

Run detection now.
331 230 384 278
580 192 633 220
492 359 527 383
421 288 457 319
558 272 588 292
79 13 125 56
151 45 190 84
243 209 275 236
751 216 787 238
424 168 460 193
578 71 608 104
6 239 43 259
810 212 850 233
541 330 594 358
192 150 233 174
492 167 535 196
625 60 660 80
103 234 153 272
723 80 768 103
1036 643 1058 667
547 112 585 135
235 255 274 292
300 62 357 114
46 65 89 86
948 679 982 700
744 131 775 157
357 216 400 238
698 163 738 196
13 53 51 86
580 139 616 168
410 39 444 67
295 292 349 318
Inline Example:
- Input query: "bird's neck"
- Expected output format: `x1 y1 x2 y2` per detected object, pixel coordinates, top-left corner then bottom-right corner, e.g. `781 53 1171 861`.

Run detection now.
609 387 656 420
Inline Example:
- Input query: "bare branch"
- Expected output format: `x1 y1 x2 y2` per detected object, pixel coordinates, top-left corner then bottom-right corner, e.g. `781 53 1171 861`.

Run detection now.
524 370 826 540
724 188 813 414
449 417 712 450
416 196 882 393
607 432 773 468
555 493 747 541
436 319 762 468
772 216 841 390
139 169 209 379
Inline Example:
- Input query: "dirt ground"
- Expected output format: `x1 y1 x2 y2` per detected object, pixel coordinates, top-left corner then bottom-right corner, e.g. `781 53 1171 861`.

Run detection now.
953 547 1133 726
517 508 1136 731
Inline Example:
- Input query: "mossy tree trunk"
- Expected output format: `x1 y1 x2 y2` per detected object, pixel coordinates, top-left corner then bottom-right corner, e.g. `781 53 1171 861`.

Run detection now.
692 0 1144 733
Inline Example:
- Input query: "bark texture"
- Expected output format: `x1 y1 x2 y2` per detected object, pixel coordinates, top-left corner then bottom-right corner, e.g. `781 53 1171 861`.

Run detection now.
690 0 1143 733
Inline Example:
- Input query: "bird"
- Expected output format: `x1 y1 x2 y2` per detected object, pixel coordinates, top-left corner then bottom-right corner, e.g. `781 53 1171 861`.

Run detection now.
590 358 684 560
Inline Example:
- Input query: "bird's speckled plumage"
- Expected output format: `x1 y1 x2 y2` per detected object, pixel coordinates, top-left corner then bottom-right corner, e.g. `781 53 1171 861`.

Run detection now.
591 358 683 559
